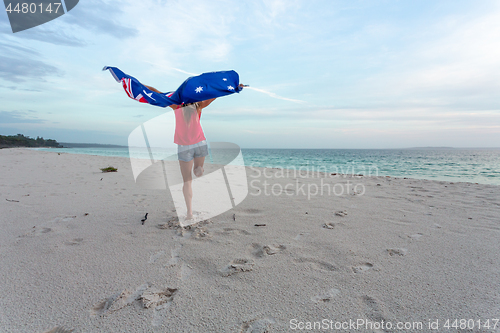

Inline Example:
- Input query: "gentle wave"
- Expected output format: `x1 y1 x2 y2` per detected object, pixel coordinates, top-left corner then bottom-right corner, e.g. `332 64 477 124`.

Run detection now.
35 147 500 185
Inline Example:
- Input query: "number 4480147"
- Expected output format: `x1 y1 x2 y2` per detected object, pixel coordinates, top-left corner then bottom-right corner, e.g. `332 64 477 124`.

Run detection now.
444 319 499 330
5 3 62 14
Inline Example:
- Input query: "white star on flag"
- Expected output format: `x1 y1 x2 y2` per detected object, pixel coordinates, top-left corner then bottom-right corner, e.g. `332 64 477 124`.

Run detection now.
227 85 234 91
195 86 203 93
143 90 156 101
223 78 227 81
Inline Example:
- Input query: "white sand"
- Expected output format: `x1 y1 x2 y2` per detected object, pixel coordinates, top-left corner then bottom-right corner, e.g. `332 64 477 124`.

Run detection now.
0 148 498 333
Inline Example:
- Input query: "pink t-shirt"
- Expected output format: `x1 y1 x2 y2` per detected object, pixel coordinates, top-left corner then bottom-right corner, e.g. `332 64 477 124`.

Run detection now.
174 104 206 145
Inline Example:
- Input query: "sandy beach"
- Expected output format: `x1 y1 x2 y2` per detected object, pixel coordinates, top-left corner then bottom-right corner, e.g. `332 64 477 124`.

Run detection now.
0 148 498 333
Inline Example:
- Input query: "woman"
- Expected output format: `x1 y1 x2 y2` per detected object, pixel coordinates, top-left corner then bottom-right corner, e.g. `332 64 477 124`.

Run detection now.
145 84 242 220
170 99 213 221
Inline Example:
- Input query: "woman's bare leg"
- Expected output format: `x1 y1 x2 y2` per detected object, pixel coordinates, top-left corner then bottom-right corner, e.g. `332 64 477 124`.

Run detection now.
179 159 194 219
193 156 205 177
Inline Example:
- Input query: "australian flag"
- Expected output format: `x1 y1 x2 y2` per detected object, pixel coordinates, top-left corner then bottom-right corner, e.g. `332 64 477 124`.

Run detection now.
103 66 242 107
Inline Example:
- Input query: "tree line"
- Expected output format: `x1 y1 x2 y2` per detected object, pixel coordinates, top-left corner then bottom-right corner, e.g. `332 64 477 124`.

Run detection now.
0 134 61 148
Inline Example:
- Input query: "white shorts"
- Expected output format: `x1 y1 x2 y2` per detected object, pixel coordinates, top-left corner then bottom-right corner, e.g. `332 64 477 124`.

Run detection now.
177 140 208 162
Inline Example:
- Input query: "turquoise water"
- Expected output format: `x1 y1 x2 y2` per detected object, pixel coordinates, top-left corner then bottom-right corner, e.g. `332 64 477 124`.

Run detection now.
35 147 500 185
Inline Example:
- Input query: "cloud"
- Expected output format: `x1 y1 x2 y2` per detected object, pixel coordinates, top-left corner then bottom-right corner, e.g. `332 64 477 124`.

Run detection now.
0 42 38 55
245 86 306 104
0 41 62 83
0 111 46 124
246 0 301 31
0 17 12 32
208 103 500 135
122 0 236 65
12 28 87 47
67 0 138 38
170 67 198 76
143 62 198 76
350 3 500 110
0 84 41 92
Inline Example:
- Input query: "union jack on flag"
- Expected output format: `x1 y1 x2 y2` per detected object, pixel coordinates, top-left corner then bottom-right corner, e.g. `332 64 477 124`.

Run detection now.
122 78 146 103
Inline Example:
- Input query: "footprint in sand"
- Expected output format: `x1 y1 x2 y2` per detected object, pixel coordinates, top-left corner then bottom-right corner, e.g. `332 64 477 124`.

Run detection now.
156 216 182 230
220 258 254 276
151 299 174 327
108 283 150 312
239 208 264 215
20 216 78 238
294 232 310 241
148 251 166 264
294 258 337 272
91 293 121 316
323 222 346 229
178 263 194 281
133 198 149 209
218 228 251 236
166 244 182 267
352 263 374 274
408 233 423 240
240 317 275 333
21 226 53 238
143 287 179 327
91 283 150 316
191 225 211 240
64 238 83 246
359 295 389 325
251 243 286 258
157 218 212 239
387 248 407 256
91 283 174 317
311 288 340 303
335 210 348 217
44 327 74 333
60 216 77 222
145 285 179 326
141 287 178 309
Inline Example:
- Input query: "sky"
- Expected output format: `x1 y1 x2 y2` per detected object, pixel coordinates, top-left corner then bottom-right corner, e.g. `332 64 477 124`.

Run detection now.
1 0 499 148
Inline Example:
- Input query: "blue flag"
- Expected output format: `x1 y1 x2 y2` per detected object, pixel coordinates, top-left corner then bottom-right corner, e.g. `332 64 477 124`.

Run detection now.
103 66 242 107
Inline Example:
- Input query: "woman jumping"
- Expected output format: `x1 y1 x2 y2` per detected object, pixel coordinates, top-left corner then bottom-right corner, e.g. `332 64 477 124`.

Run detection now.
145 84 243 220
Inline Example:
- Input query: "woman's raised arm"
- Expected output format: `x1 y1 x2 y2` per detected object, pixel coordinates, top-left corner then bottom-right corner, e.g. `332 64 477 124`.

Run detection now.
198 98 216 110
144 85 163 94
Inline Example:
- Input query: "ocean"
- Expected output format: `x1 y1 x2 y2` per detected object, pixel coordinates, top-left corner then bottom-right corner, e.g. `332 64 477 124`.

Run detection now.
35 147 500 186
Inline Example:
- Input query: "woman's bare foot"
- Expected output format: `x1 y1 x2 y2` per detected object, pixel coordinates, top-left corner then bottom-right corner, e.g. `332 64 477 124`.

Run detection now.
194 166 204 177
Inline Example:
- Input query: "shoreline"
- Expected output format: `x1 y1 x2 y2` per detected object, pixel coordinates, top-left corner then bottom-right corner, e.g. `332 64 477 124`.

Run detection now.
31 147 500 187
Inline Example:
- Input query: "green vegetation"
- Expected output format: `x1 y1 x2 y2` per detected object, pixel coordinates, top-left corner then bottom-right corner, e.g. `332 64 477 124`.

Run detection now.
100 166 118 173
0 134 61 148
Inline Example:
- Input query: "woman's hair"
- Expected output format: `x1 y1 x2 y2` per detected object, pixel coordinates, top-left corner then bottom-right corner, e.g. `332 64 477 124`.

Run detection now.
181 102 200 127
